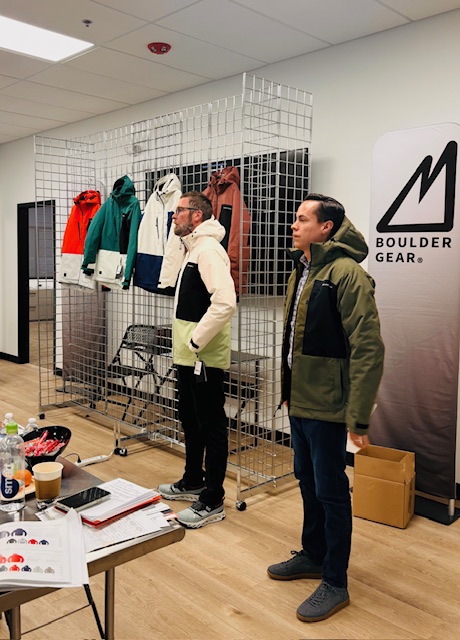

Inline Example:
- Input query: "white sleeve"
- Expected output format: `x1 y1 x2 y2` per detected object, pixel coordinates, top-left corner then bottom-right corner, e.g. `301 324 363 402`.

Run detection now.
190 244 237 349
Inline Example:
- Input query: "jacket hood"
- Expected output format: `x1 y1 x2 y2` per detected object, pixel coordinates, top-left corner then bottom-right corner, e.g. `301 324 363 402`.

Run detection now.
208 166 240 193
153 173 181 198
74 190 101 207
289 215 369 266
181 216 226 250
112 175 136 200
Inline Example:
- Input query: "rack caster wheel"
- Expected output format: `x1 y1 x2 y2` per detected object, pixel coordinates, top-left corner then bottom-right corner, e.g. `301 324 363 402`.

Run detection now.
38 413 45 420
114 447 128 456
236 501 247 511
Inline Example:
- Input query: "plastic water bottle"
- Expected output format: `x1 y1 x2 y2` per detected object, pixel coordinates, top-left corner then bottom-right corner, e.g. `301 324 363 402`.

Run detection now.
1 412 11 431
24 417 38 434
0 415 26 512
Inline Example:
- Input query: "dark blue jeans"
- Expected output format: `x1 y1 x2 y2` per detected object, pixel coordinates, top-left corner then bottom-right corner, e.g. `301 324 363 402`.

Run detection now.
290 416 352 588
177 365 228 506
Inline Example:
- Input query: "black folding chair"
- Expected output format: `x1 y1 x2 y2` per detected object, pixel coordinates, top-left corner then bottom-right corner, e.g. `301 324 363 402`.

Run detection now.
106 324 173 424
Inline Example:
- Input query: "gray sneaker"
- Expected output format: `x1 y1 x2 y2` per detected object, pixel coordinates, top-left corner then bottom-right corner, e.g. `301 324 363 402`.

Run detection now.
267 550 323 580
176 500 225 528
158 480 205 502
296 580 350 622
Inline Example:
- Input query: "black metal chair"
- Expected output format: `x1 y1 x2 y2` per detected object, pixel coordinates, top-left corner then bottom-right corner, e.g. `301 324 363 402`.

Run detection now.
106 324 173 423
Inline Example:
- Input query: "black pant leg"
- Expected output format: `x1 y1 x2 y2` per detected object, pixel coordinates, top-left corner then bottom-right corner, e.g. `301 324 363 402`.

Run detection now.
177 365 228 504
177 365 205 487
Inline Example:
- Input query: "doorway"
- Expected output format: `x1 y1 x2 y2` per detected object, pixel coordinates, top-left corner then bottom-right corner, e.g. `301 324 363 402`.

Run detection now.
17 200 55 365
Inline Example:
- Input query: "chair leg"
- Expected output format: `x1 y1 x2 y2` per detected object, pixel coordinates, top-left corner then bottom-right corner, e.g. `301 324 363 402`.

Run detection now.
84 583 105 639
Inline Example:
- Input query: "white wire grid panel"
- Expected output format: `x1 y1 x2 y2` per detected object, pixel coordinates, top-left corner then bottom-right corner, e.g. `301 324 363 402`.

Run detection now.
34 74 312 504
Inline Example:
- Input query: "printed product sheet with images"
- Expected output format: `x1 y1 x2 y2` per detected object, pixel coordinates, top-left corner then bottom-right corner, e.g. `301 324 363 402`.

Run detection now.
37 501 175 552
0 509 88 589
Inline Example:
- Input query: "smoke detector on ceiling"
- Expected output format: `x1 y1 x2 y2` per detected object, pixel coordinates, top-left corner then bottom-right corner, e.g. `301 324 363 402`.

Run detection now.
147 42 171 55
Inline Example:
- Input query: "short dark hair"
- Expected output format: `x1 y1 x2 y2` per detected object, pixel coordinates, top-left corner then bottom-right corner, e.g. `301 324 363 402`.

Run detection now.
183 191 213 221
304 193 345 237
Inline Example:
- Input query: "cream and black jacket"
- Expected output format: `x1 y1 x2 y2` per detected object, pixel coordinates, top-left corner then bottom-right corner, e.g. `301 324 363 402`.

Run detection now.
172 218 237 369
282 216 385 435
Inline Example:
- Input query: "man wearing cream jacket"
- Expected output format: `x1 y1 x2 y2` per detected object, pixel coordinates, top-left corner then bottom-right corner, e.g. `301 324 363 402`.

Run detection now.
158 191 237 528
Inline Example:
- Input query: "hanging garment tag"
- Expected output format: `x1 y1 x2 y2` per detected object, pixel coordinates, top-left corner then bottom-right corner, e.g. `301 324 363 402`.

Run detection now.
115 264 123 279
195 361 207 383
194 360 202 375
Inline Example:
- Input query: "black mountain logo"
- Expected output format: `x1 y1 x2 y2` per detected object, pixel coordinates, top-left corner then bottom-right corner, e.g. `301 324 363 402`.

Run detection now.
376 140 457 233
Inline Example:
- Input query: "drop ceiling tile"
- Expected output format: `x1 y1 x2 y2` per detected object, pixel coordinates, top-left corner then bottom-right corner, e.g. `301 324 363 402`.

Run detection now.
0 131 25 144
0 108 65 129
156 0 328 63
0 50 54 79
1 80 129 114
92 0 199 22
104 24 264 78
0 75 19 90
65 47 211 92
0 121 37 137
31 66 166 104
231 0 409 44
380 0 460 20
0 0 146 46
0 130 29 144
0 94 95 122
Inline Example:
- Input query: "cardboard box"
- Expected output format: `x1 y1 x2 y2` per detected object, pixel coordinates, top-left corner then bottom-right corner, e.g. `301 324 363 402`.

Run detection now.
352 444 415 529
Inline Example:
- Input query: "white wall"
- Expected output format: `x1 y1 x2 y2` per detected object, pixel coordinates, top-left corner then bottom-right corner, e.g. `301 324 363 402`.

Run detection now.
1 8 459 354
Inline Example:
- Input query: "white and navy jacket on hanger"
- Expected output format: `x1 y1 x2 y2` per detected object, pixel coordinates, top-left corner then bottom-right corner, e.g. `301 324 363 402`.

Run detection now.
134 173 183 295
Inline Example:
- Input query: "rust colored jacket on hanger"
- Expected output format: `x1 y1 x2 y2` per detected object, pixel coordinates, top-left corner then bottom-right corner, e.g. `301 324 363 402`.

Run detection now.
203 166 251 295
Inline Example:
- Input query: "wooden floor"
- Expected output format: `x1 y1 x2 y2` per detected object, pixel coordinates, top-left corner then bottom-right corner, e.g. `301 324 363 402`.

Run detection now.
28 321 53 367
1 359 459 640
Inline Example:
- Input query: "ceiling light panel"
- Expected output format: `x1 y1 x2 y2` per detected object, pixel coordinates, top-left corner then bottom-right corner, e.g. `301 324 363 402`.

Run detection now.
0 16 94 61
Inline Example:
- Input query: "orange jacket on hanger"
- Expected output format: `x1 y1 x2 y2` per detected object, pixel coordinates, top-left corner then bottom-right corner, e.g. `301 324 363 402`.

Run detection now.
61 190 101 254
58 190 101 287
203 166 251 295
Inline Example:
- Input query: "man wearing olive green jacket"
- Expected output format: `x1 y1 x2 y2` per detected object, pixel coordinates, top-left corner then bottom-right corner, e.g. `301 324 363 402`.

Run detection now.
158 191 236 529
267 194 384 623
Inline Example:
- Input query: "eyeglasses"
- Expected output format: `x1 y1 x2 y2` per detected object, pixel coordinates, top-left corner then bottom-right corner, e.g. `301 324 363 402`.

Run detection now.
175 207 199 215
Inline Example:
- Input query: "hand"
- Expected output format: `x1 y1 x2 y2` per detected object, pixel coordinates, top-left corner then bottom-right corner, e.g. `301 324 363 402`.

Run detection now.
349 432 369 449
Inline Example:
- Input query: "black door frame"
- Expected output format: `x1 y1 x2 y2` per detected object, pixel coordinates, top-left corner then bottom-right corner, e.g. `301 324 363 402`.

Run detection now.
17 200 56 364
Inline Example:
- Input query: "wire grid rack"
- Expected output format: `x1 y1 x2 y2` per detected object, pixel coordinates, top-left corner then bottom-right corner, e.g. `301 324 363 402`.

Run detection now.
34 74 312 507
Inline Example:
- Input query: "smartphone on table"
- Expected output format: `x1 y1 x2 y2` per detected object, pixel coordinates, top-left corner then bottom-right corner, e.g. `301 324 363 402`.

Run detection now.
55 487 111 512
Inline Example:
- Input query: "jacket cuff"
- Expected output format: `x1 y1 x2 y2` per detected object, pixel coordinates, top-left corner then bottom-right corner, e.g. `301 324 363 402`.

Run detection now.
351 423 369 436
188 338 200 353
82 267 94 275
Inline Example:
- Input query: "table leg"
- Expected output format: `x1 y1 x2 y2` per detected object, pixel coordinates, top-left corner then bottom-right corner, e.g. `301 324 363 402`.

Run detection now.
6 606 21 640
104 567 115 640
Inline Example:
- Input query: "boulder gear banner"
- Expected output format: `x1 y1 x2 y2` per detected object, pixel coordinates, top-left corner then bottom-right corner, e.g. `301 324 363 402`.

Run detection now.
368 123 460 499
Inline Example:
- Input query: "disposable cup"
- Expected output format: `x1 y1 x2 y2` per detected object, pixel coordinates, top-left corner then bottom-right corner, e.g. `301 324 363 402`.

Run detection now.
33 461 63 503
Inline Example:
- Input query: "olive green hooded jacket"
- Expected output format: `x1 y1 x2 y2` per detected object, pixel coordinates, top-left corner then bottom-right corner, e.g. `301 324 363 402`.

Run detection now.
281 216 384 435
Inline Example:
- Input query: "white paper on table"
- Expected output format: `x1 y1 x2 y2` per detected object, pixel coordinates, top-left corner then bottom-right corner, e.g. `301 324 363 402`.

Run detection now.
82 508 169 552
78 478 158 523
0 509 88 589
36 498 175 554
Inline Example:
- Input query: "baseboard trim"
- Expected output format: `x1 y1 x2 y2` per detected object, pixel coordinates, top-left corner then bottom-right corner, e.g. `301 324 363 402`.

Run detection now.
0 353 21 363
